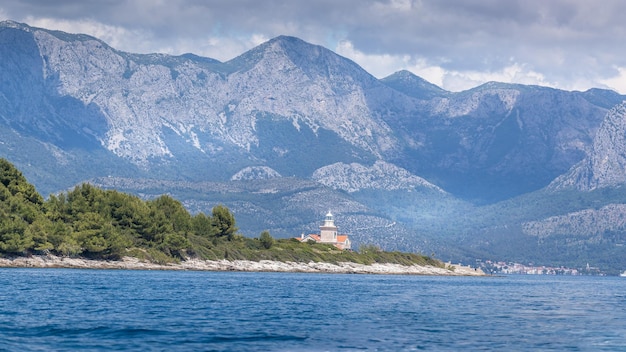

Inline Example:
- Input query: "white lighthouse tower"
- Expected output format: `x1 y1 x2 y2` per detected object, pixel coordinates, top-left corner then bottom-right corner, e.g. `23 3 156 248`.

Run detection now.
319 210 338 243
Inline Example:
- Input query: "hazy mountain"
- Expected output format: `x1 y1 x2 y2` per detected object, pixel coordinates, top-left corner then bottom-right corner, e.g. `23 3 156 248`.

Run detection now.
386 82 614 201
312 160 443 193
549 102 626 191
3 20 626 272
380 70 449 100
1 20 615 199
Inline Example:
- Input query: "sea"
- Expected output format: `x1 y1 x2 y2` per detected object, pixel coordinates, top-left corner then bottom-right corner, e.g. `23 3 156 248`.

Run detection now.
1 269 625 351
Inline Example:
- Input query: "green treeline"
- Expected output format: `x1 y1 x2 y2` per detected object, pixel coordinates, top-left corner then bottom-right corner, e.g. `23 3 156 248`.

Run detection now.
0 159 443 267
0 158 236 261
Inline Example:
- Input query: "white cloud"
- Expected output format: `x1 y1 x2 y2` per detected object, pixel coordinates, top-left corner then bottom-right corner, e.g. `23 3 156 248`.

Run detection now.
336 40 555 92
335 40 445 88
335 40 411 78
600 67 626 94
191 33 269 62
17 15 266 62
441 63 552 92
23 16 152 52
195 37 251 61
373 0 415 12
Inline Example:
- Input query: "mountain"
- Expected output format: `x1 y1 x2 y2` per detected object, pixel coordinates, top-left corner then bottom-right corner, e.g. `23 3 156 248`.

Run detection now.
3 20 626 272
386 82 616 201
549 102 626 191
0 21 412 190
1 20 615 199
381 70 449 100
312 160 444 193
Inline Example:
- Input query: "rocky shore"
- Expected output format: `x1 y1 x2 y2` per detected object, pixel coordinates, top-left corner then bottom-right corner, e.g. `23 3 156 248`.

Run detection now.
0 255 485 276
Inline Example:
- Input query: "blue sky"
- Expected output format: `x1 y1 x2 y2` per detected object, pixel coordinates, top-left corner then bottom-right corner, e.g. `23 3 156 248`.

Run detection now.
2 0 625 93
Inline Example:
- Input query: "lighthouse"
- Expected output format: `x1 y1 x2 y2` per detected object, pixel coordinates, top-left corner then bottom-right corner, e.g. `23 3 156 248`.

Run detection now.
320 210 338 243
296 211 351 250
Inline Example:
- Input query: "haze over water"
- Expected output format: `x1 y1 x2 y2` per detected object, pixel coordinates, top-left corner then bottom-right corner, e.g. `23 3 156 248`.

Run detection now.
1 269 625 351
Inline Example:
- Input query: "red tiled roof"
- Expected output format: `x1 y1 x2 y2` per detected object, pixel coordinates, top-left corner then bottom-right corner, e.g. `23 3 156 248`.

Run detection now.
296 233 351 250
296 234 321 242
336 235 349 243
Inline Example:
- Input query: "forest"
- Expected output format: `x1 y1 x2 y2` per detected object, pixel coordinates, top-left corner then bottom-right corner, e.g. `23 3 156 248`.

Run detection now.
0 159 442 267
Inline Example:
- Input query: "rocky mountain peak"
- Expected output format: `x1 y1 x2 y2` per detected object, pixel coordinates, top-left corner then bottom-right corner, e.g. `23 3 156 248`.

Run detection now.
312 160 444 193
228 35 379 88
231 166 282 181
381 70 448 99
1 20 30 31
549 101 626 191
222 35 400 159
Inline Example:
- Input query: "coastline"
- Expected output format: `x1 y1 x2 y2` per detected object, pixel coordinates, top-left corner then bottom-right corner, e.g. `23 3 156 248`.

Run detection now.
0 255 485 276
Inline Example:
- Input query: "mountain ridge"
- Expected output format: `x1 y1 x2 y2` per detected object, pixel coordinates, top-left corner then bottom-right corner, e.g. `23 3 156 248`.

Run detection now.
381 70 449 100
549 101 626 191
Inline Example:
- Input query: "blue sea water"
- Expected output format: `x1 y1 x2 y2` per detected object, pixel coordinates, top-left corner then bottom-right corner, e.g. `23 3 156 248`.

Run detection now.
0 270 625 351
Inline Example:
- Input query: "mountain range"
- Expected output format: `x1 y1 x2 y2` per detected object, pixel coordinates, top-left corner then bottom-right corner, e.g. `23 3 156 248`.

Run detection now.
2 20 626 273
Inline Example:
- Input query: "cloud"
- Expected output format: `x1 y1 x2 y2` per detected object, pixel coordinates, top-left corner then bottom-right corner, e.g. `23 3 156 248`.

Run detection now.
335 39 447 88
336 0 626 92
193 33 270 62
23 16 149 51
441 64 552 92
335 41 413 80
336 40 551 92
600 67 626 94
16 13 268 61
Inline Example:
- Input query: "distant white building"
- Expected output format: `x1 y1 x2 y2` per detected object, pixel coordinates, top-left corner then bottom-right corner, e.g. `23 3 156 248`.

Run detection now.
297 211 351 250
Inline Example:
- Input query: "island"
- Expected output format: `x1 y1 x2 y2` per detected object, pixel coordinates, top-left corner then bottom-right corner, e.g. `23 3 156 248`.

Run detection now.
0 159 483 276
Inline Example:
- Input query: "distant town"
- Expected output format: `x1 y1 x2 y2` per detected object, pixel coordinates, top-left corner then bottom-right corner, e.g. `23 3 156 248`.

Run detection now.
478 260 604 276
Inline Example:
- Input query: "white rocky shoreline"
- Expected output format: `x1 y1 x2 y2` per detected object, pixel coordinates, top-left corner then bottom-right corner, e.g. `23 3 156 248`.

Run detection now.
0 255 485 276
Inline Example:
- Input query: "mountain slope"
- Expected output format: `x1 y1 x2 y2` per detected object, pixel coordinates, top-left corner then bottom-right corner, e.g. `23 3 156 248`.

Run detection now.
312 160 443 193
1 21 414 185
549 102 626 191
381 70 449 100
385 83 612 201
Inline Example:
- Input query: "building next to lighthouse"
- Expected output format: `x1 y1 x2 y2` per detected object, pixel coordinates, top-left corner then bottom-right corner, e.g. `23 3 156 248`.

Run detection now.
297 211 351 250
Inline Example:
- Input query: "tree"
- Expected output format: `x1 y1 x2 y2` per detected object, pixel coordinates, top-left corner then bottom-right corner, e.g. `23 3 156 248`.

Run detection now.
26 216 54 252
74 212 109 255
259 230 274 249
0 158 43 205
161 233 191 258
151 195 191 233
45 193 69 222
57 237 82 257
140 207 171 244
0 217 33 254
192 213 215 237
211 205 238 240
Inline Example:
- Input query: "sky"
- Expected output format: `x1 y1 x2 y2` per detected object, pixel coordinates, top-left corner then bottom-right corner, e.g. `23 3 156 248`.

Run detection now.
2 0 626 94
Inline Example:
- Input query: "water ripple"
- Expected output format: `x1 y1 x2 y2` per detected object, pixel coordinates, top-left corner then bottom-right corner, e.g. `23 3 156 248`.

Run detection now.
1 270 625 351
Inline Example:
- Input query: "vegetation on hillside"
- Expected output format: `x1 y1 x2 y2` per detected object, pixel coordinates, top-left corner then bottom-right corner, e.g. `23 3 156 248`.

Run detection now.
0 159 443 268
